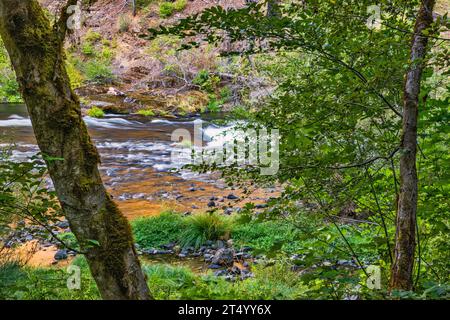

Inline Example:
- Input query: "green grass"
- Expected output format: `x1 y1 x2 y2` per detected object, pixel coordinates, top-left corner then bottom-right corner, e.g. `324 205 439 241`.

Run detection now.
132 211 185 249
66 59 84 89
159 0 187 18
118 14 131 33
84 30 102 43
69 27 114 85
30 212 237 256
137 109 156 117
232 220 303 254
2 215 449 300
53 208 319 257
0 257 307 300
173 0 187 11
131 211 300 252
143 262 307 300
132 211 232 249
159 2 174 17
81 43 95 56
56 232 79 250
84 60 114 84
180 212 232 248
0 257 99 300
86 107 105 118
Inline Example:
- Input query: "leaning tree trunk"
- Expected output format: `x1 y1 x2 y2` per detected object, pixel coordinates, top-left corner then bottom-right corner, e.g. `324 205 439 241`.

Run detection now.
0 0 151 300
390 0 435 291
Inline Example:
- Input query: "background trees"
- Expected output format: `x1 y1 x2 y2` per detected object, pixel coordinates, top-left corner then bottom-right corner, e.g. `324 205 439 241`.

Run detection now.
146 0 449 294
0 0 447 300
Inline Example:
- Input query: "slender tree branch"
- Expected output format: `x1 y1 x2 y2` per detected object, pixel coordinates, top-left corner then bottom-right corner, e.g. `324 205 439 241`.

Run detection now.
288 147 400 171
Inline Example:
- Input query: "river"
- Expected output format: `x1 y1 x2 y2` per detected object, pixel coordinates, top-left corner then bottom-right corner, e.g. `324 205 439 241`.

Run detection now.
0 104 277 220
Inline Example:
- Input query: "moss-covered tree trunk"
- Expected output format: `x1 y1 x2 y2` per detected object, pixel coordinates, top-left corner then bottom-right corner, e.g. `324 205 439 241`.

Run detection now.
0 0 151 300
390 0 435 291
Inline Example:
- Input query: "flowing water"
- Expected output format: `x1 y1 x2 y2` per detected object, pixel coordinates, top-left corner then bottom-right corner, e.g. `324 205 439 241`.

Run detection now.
0 103 238 219
1 103 279 268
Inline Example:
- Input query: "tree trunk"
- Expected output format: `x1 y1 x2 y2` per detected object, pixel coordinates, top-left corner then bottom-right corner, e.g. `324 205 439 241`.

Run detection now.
267 0 281 17
132 0 137 17
390 0 435 291
0 0 151 300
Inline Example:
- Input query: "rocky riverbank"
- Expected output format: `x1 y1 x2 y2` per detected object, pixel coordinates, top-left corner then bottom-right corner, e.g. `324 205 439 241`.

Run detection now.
76 85 213 118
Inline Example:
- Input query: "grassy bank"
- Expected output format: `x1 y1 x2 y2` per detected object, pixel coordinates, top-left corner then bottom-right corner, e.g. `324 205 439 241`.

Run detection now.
0 256 307 300
2 211 448 300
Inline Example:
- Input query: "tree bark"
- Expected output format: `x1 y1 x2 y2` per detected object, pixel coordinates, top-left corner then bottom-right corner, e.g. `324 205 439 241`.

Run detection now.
132 0 137 17
390 0 435 291
0 0 151 300
267 0 281 17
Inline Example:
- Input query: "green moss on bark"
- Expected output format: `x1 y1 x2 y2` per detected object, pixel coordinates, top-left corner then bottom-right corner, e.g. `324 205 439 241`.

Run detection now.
96 196 137 295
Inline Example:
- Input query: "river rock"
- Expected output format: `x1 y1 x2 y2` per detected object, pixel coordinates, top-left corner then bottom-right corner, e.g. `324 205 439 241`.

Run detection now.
204 253 213 262
231 266 242 275
337 260 358 268
216 240 225 249
123 97 137 104
107 87 125 96
214 270 228 277
208 264 222 269
54 249 68 260
240 271 254 280
207 201 216 208
225 275 236 282
55 220 70 229
118 193 133 201
224 208 234 215
211 248 234 266
161 243 176 250
227 194 239 200
88 100 114 108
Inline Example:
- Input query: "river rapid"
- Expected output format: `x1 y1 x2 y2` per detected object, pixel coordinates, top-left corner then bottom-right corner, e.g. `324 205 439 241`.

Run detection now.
0 104 277 219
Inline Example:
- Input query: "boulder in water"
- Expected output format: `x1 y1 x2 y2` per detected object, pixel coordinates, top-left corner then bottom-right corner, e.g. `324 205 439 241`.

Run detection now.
54 249 68 261
211 248 234 266
107 87 125 96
